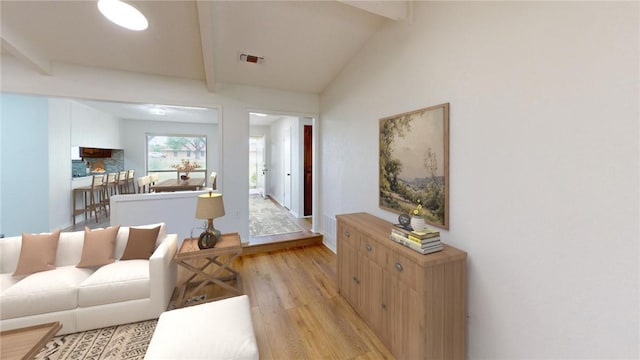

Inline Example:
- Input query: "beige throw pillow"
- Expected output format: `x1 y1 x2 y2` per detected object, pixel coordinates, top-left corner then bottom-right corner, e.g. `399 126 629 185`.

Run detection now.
13 230 61 276
77 225 120 268
120 226 161 260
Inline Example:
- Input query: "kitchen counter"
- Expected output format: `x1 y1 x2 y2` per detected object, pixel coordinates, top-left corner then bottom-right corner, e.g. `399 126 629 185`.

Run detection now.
71 176 93 188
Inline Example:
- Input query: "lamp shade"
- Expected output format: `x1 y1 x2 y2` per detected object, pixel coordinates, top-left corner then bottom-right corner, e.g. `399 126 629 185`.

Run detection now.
195 192 225 220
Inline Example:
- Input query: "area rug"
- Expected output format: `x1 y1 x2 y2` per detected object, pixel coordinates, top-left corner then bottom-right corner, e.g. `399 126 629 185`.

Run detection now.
249 195 303 237
35 296 206 360
35 320 156 360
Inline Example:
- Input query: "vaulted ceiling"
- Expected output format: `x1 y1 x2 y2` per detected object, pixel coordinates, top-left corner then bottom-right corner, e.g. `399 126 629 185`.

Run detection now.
1 1 408 95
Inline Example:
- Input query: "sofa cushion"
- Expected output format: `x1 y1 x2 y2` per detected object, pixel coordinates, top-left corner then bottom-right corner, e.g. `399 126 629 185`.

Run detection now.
114 223 167 259
0 273 19 292
77 225 120 268
0 265 93 320
78 260 150 307
13 230 61 276
55 230 86 267
120 226 161 260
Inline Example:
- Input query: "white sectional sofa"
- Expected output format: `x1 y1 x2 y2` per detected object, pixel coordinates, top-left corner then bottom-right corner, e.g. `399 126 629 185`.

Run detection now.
0 223 178 335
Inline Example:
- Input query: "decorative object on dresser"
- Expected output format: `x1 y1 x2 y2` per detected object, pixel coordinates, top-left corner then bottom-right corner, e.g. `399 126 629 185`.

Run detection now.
379 103 450 229
336 212 466 359
389 224 443 255
194 191 225 249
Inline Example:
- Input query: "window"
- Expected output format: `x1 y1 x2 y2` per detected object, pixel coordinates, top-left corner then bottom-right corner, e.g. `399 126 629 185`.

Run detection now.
147 134 207 181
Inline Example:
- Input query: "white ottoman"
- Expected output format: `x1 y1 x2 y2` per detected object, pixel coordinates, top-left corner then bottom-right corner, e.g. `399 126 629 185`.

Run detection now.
144 295 259 359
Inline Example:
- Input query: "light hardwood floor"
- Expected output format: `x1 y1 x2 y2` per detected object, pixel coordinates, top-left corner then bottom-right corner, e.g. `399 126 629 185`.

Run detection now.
176 245 394 359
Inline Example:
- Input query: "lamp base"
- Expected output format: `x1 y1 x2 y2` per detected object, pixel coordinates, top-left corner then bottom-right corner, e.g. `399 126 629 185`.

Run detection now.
197 228 221 249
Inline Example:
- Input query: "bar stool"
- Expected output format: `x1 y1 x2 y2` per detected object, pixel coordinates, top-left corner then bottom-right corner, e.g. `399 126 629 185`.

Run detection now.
137 176 151 193
117 171 128 194
103 172 118 212
89 175 107 221
105 172 118 197
127 169 136 194
150 174 159 190
72 175 107 224
72 186 90 225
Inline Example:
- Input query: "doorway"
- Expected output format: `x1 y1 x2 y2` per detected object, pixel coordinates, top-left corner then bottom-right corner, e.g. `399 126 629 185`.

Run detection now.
248 112 315 241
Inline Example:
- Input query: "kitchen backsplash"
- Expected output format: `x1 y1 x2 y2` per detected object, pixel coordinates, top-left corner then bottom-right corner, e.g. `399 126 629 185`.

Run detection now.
72 149 125 177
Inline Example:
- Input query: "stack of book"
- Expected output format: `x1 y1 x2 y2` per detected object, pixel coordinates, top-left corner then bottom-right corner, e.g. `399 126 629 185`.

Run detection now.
389 225 443 255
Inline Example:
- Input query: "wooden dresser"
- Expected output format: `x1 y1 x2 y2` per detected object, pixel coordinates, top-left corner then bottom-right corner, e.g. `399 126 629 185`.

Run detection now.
336 213 467 359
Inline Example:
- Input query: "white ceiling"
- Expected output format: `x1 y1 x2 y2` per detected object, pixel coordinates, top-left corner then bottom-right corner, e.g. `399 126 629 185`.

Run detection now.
0 0 406 95
1 0 407 123
76 99 219 124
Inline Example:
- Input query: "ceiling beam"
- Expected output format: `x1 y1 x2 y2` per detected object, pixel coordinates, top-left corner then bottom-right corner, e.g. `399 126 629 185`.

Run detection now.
196 0 216 93
0 23 51 75
339 0 408 21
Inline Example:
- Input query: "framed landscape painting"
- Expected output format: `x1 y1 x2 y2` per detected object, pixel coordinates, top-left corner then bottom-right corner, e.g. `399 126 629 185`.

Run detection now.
379 103 449 229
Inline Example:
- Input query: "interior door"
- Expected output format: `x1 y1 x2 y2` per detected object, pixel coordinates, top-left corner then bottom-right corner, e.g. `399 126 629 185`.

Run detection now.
303 125 312 216
256 136 267 198
283 127 292 209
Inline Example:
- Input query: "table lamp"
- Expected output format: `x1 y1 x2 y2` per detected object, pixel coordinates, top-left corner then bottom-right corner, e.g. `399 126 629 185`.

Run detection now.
195 191 225 249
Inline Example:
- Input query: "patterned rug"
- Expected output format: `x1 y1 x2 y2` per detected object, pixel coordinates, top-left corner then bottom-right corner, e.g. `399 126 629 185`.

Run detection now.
35 320 156 360
35 296 206 360
249 195 303 237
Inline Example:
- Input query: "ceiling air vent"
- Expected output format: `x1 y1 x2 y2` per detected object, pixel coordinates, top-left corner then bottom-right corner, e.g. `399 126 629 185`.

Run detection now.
239 53 264 64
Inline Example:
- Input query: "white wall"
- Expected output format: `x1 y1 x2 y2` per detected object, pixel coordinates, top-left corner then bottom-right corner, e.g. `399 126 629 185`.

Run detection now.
2 95 121 232
120 119 219 189
1 59 319 240
0 93 50 235
320 2 639 359
48 98 72 230
70 101 121 149
109 191 209 247
269 116 294 206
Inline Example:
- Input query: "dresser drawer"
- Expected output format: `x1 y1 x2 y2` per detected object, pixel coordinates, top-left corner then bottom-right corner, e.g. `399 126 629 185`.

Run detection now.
359 236 386 266
338 223 359 245
387 251 418 289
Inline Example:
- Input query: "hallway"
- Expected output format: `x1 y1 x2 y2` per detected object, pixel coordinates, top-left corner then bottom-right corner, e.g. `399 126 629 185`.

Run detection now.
247 195 321 254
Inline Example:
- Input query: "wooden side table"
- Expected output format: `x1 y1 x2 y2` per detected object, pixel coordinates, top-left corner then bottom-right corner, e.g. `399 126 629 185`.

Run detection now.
175 233 243 308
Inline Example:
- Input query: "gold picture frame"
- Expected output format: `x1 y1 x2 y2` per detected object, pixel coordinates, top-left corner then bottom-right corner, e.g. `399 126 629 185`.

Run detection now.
379 103 449 229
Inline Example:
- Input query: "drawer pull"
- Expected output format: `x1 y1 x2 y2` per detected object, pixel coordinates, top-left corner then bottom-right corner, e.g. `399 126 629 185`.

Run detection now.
345 231 350 237
353 276 360 284
365 244 372 252
395 262 404 272
381 303 387 310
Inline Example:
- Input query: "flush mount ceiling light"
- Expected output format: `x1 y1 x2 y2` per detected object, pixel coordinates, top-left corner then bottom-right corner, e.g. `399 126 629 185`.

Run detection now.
98 0 148 31
252 113 268 117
